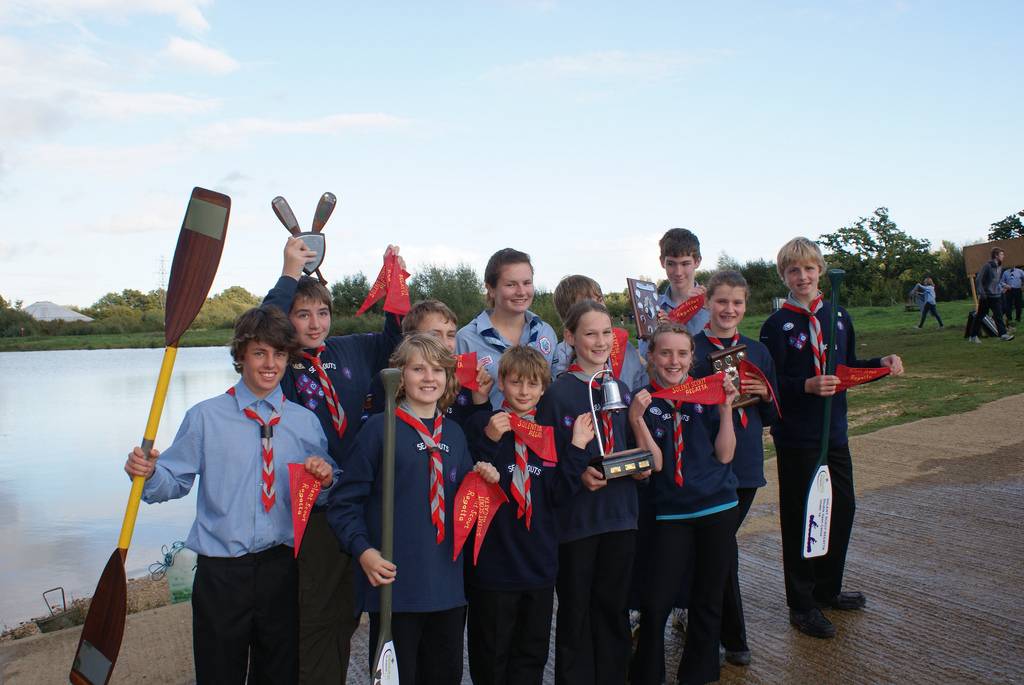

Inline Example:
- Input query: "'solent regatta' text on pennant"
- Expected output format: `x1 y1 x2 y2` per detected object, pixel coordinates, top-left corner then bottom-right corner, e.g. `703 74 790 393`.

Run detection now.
452 471 508 564
288 463 322 558
355 253 410 316
835 364 890 392
508 414 557 464
651 371 727 405
667 294 706 324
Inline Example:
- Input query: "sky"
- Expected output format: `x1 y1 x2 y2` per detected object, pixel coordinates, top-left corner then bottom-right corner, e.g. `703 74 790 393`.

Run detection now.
1 0 1021 308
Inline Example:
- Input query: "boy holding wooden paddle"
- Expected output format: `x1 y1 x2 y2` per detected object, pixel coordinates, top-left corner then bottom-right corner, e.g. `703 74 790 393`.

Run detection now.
759 237 903 639
124 306 338 683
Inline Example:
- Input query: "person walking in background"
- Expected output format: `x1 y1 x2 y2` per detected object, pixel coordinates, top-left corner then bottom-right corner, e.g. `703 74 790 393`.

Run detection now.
910 277 944 329
969 248 1013 343
1000 263 1023 327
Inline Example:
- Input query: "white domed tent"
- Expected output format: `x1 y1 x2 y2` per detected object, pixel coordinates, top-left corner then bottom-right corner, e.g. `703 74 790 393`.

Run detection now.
24 301 94 322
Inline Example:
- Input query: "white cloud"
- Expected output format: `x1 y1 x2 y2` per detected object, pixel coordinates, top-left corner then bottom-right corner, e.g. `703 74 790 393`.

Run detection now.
191 113 411 146
489 49 728 82
0 0 212 33
163 36 239 75
77 88 220 118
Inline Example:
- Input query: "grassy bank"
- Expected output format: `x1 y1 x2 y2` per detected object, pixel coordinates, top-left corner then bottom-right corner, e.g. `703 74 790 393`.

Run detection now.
0 328 233 351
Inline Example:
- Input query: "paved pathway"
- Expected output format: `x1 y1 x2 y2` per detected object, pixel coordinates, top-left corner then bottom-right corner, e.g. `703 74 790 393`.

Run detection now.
3 395 1022 684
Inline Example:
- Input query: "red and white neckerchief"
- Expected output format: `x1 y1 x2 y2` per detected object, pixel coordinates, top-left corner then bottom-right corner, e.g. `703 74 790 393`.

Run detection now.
501 401 535 529
301 346 348 440
650 380 685 487
781 293 825 376
702 326 748 429
395 404 446 544
567 363 615 453
228 386 284 512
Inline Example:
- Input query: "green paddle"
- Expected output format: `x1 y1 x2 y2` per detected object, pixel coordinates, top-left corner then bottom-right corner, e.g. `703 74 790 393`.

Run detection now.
802 268 845 560
70 188 231 685
373 368 402 684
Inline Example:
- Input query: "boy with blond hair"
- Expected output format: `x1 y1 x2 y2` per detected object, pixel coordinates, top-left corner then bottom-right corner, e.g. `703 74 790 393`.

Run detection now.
551 274 648 390
759 237 903 639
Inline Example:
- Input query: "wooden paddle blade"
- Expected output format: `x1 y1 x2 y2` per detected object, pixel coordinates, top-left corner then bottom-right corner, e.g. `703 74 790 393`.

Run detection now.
311 192 337 233
802 464 832 559
272 196 302 236
70 550 127 685
165 188 231 345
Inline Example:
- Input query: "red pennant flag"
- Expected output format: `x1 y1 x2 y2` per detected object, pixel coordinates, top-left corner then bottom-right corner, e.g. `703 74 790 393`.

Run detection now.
384 254 411 315
508 414 558 464
455 352 480 391
355 255 391 316
288 463 322 558
610 327 629 380
835 364 890 392
451 471 508 564
652 372 727 405
667 294 705 324
739 359 782 418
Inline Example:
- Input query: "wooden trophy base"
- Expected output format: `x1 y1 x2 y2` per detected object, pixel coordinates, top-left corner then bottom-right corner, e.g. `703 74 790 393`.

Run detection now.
593 448 653 479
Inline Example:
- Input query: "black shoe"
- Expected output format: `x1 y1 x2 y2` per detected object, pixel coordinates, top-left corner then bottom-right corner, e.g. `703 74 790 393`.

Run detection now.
789 608 836 638
819 591 867 610
723 648 752 666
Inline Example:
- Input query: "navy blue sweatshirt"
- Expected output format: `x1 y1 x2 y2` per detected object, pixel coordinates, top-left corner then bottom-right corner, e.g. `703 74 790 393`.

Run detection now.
759 303 882 449
464 409 589 591
691 332 778 489
363 371 491 428
326 412 474 614
263 276 403 467
641 387 737 518
536 374 640 543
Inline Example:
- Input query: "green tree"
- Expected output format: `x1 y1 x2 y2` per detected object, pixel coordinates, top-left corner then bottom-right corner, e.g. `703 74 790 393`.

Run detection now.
927 240 969 301
988 212 1024 241
331 273 371 317
408 264 486 326
819 207 932 305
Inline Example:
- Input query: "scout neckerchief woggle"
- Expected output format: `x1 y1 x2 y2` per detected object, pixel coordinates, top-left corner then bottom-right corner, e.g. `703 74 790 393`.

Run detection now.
782 293 825 375
395 403 446 543
568 363 615 453
301 346 347 440
228 386 283 511
702 325 748 429
649 379 685 487
502 401 534 529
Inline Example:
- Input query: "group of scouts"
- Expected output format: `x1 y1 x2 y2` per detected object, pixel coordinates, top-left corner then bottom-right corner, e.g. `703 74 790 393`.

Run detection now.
123 227 905 685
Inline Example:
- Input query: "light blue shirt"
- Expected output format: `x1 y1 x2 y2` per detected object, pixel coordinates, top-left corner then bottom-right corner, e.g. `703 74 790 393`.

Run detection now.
637 286 711 360
914 284 936 305
1001 267 1023 289
551 338 649 391
142 380 335 557
455 309 557 408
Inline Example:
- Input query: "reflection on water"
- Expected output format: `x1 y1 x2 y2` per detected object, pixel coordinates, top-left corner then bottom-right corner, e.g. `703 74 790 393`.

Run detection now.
0 346 238 627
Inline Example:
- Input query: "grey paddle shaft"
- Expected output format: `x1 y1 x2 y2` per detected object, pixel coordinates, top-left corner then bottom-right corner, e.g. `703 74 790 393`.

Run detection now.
374 368 402 671
816 269 846 467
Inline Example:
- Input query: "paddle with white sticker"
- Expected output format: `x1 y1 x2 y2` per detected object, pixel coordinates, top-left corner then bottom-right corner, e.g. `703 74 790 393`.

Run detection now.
802 268 845 559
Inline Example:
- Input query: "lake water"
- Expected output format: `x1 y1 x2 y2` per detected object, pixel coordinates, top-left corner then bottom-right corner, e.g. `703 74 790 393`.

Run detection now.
0 346 238 628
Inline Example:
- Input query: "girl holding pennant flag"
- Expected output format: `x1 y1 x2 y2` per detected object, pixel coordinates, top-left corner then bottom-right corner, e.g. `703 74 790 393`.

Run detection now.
628 322 739 685
759 237 903 640
326 334 498 685
464 346 593 685
536 300 649 685
690 270 779 667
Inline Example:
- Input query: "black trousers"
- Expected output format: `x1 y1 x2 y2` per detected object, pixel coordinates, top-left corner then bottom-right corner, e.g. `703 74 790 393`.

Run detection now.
721 487 758 652
192 545 298 685
297 510 358 684
631 509 738 685
971 297 1007 336
776 443 856 611
1006 288 1022 322
367 607 465 685
555 530 636 685
467 585 554 685
918 303 943 327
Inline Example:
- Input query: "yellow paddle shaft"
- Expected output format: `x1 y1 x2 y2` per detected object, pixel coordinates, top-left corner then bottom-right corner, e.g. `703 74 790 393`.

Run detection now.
117 345 178 551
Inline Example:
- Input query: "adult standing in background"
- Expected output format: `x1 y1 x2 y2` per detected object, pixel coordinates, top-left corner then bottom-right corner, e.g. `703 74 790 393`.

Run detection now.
1000 263 1023 327
457 248 558 407
910 277 943 329
969 248 1013 343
